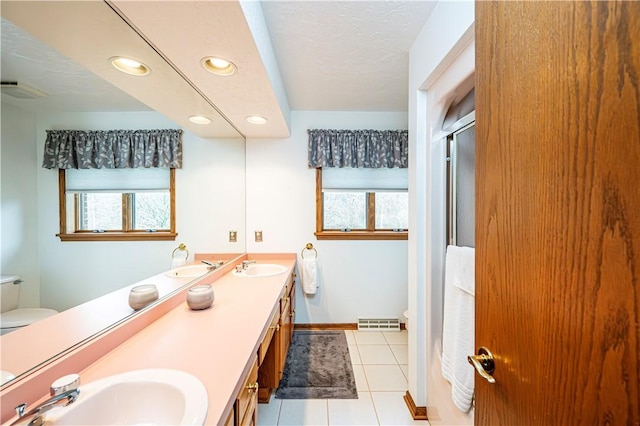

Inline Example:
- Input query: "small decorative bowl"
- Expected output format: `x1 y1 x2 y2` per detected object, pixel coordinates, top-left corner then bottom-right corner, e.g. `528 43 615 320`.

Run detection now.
128 284 159 310
187 284 215 310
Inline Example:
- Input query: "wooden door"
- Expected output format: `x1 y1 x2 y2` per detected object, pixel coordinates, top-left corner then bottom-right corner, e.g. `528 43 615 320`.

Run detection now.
475 2 640 425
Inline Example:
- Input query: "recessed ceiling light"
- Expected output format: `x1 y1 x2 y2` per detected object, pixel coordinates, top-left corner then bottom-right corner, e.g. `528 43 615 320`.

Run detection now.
201 56 237 76
110 56 150 76
246 115 268 125
188 115 212 125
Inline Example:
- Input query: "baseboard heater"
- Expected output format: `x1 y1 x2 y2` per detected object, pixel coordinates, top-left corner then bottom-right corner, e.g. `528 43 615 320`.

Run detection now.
357 317 401 331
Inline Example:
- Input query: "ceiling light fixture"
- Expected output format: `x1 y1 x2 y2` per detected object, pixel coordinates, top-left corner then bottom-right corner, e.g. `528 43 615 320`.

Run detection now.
188 115 212 125
110 56 150 76
246 115 268 125
201 56 237 76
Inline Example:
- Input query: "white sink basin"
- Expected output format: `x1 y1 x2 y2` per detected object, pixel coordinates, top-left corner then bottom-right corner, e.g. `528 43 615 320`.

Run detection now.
44 369 208 425
164 264 211 278
238 263 287 278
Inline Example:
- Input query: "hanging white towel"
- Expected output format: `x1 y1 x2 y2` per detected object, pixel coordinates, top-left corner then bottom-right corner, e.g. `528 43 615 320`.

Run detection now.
170 258 186 269
301 257 318 295
441 245 475 413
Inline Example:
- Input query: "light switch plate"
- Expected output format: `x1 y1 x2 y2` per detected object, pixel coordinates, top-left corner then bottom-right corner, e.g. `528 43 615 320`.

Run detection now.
255 230 263 242
229 230 237 242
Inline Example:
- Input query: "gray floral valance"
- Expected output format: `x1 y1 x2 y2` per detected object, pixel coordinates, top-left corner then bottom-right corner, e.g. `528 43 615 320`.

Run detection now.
308 129 408 168
42 129 183 169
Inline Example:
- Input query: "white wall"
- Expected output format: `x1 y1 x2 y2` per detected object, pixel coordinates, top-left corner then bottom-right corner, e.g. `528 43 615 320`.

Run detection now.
1 109 245 312
1 102 40 308
407 1 474 423
246 110 408 324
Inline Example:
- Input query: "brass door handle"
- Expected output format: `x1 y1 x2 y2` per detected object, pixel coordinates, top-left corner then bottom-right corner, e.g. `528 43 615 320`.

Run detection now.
467 347 496 384
246 382 258 393
270 324 280 331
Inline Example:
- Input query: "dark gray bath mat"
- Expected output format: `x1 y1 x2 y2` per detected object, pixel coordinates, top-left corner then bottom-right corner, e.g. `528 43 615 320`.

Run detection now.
275 330 358 399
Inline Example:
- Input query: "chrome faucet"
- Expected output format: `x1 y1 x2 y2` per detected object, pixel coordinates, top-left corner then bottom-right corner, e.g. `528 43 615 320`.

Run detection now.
242 260 256 269
201 260 224 270
12 389 79 426
12 374 80 426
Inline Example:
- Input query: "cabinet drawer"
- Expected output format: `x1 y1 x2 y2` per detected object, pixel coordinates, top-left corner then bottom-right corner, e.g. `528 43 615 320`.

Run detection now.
258 306 280 365
236 356 259 426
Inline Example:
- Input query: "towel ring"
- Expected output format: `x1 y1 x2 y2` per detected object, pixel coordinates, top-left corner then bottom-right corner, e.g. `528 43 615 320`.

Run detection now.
301 242 318 259
172 243 189 260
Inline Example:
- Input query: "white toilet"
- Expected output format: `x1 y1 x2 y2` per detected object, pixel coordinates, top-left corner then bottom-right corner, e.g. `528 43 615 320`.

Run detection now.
1 275 58 335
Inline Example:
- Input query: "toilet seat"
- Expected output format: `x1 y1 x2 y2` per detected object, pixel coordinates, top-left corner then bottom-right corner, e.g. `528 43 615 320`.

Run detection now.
0 308 58 329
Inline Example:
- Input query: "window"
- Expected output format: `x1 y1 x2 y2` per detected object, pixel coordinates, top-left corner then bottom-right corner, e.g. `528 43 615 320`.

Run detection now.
57 168 177 241
315 167 408 240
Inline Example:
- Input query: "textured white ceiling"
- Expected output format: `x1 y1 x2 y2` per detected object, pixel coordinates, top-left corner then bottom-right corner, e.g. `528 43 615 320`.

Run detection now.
1 18 150 113
261 1 436 111
2 2 242 138
1 1 436 137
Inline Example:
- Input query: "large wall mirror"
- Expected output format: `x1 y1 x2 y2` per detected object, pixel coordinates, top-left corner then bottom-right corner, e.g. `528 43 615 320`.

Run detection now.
0 2 246 387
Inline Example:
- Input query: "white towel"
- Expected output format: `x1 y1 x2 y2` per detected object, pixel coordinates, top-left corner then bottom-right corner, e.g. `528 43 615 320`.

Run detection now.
441 245 475 413
301 257 318 295
170 258 186 269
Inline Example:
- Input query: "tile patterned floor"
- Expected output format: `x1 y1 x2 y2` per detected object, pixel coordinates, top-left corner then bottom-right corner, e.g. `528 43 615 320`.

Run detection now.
257 330 429 426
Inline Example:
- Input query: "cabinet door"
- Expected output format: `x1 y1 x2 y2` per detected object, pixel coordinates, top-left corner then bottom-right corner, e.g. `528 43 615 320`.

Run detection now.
278 298 292 380
288 284 295 344
239 393 257 426
224 407 234 426
236 358 258 426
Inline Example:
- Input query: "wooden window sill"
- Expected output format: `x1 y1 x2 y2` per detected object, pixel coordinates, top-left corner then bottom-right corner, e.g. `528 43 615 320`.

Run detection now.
314 231 408 241
57 232 178 242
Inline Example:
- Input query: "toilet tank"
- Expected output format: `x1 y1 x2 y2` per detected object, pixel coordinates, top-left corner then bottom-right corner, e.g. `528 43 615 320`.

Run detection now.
0 275 22 313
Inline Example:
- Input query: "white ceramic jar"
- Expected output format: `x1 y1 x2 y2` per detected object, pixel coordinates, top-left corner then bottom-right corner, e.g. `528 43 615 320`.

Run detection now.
187 284 215 310
128 284 159 310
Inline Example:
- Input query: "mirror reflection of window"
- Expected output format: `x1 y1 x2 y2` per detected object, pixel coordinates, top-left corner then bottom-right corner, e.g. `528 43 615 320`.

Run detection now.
132 192 171 230
78 193 122 230
62 167 175 239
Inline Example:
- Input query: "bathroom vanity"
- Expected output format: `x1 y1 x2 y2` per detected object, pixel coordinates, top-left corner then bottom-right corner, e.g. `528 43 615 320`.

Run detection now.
257 267 296 403
0 253 297 425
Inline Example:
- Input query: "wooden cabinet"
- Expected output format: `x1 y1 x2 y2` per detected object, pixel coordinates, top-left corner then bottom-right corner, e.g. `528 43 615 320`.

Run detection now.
224 407 235 426
235 356 259 426
257 272 296 403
